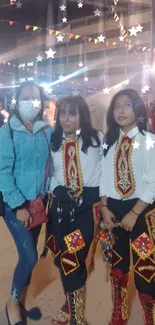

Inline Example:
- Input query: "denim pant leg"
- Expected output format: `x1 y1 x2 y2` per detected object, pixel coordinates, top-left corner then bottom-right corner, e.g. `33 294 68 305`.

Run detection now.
25 225 41 286
3 205 38 300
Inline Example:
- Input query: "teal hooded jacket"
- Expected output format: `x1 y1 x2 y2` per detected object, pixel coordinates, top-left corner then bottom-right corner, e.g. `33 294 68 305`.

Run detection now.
0 115 53 209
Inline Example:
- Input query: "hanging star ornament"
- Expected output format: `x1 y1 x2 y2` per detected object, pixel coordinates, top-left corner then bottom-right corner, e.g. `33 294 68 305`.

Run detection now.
36 55 43 62
45 48 56 59
57 34 64 42
136 24 143 33
132 141 140 149
98 34 105 42
16 1 22 8
78 2 83 8
60 4 66 11
94 9 101 16
84 77 89 82
62 17 67 23
128 26 137 36
78 62 83 68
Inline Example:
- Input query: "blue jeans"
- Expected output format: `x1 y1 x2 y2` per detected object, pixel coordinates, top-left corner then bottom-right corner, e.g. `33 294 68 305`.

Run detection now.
3 204 41 300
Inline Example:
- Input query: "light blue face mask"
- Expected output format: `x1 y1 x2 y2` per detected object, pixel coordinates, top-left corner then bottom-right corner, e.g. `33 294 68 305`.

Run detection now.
19 100 41 121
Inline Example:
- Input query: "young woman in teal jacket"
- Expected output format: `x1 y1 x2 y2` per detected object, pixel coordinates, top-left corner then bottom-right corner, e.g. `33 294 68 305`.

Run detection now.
0 82 53 325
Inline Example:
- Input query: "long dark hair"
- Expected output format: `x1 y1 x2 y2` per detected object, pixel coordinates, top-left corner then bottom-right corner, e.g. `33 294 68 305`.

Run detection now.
9 81 45 121
104 88 148 156
51 95 100 153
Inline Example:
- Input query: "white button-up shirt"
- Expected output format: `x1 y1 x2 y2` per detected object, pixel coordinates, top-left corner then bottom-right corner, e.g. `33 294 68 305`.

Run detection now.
100 127 155 204
50 133 103 193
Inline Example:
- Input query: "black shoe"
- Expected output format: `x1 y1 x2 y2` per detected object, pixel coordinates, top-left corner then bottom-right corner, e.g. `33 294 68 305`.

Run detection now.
19 302 42 321
5 305 25 325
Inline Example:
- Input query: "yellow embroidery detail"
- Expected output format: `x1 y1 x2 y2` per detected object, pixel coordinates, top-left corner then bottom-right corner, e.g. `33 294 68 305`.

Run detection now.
121 287 129 320
132 232 155 260
64 229 85 254
61 258 77 267
72 287 86 324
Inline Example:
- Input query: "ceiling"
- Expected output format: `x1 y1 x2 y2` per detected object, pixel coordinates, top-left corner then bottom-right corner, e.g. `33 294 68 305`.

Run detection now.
0 0 151 29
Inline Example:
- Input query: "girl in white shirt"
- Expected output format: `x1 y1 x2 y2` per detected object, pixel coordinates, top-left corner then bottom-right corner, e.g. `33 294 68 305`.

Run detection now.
100 89 155 325
46 96 102 325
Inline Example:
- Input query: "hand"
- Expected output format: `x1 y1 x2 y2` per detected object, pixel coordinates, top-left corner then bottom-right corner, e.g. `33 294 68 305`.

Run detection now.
16 208 32 228
100 207 117 230
120 211 138 232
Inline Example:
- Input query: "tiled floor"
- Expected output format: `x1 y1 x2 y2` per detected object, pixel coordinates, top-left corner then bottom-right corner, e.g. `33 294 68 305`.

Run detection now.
0 219 143 325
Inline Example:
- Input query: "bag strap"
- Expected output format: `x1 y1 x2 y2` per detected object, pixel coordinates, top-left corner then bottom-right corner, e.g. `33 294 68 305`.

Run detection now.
42 128 51 191
8 122 50 193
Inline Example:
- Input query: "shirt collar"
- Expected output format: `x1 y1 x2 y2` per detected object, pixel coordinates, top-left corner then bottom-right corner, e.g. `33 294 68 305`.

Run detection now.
62 131 80 141
119 126 139 139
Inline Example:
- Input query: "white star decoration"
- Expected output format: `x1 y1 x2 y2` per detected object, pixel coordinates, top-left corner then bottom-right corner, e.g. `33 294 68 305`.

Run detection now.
98 34 105 42
45 48 56 59
36 55 43 62
102 143 109 150
128 26 137 36
103 87 110 94
57 34 64 42
3 118 8 123
145 138 155 150
78 62 83 68
132 141 140 149
119 35 124 42
84 77 89 82
141 85 150 94
62 17 67 23
136 24 143 33
137 116 145 124
78 2 83 8
46 88 53 95
94 9 101 16
60 5 66 11
76 129 81 135
11 98 17 105
16 1 22 8
32 99 40 108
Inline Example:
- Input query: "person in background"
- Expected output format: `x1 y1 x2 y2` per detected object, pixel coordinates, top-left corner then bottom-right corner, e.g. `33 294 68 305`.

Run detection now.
0 102 9 126
0 82 53 325
46 96 103 325
43 99 56 126
100 89 155 325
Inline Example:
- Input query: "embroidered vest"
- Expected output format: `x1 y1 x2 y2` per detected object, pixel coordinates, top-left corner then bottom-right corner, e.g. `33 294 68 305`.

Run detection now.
114 136 135 198
62 140 83 197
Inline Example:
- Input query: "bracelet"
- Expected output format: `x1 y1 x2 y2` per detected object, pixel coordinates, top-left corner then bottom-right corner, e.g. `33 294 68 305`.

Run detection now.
131 209 139 217
100 203 108 208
